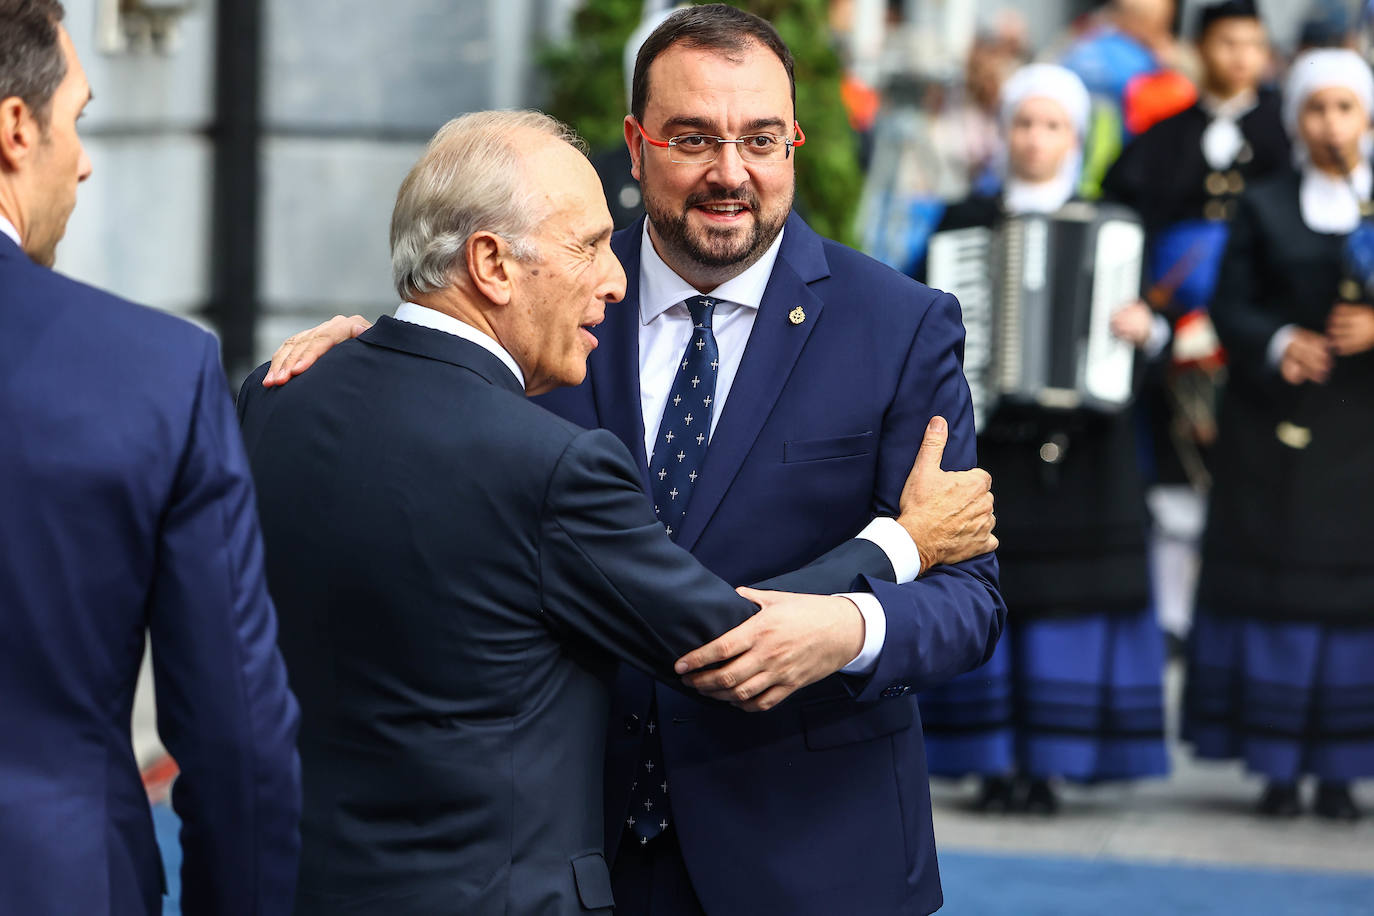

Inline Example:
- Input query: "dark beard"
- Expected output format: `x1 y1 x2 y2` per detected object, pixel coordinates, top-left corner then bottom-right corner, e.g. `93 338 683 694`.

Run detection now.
643 181 790 274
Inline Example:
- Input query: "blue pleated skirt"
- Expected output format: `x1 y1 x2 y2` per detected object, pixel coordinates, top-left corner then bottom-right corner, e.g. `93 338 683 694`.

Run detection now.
919 609 1169 782
1183 614 1374 782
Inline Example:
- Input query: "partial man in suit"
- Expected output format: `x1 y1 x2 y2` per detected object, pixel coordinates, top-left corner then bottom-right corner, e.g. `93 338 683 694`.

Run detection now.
236 109 996 916
0 2 301 914
263 6 1007 914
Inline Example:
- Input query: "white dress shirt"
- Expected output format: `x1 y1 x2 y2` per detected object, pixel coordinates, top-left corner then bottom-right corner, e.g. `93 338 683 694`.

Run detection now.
0 214 21 249
394 301 525 389
636 225 921 675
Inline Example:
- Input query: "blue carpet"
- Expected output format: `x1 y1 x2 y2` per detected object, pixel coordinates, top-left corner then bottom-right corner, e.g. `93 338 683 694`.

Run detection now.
151 804 1374 915
935 849 1374 916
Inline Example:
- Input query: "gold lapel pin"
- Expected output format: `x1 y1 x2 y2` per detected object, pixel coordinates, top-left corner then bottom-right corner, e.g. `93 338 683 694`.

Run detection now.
789 306 806 326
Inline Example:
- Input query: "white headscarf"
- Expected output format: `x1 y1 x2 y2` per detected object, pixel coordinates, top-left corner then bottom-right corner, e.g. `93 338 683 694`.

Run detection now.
998 64 1091 214
1283 49 1374 146
1283 49 1374 233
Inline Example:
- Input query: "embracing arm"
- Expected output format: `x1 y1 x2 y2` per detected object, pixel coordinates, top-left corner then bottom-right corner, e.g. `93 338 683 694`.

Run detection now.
679 293 1005 707
843 290 1006 698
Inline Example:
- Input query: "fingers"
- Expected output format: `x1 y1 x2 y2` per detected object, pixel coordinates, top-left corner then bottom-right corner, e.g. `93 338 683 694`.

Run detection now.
911 416 948 478
694 666 774 704
734 586 771 607
674 615 759 675
263 315 370 387
733 684 796 713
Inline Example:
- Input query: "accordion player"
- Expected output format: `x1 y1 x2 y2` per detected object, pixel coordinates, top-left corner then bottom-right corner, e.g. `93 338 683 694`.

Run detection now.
926 202 1145 430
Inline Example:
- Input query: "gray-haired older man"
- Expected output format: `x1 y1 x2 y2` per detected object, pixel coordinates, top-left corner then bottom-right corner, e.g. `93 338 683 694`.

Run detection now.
235 110 994 915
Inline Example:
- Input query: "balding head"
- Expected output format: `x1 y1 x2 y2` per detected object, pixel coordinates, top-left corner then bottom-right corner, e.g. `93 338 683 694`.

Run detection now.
389 110 588 301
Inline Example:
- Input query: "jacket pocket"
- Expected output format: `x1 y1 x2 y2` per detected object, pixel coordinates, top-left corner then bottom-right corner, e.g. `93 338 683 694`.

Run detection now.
801 695 913 750
783 431 875 464
571 851 615 911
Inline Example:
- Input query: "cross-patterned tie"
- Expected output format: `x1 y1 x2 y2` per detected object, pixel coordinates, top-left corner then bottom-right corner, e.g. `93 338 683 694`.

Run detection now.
630 295 720 845
647 295 719 541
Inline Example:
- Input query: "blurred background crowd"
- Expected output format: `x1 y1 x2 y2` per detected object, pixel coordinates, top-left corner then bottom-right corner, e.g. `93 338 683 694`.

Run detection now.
46 0 1374 913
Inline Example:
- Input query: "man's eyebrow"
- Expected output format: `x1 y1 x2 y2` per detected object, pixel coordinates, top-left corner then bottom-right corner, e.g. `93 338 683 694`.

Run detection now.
740 117 788 134
660 116 720 135
583 225 613 247
660 115 790 136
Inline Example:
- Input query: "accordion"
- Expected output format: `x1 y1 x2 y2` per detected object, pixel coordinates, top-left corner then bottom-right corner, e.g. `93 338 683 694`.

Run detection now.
927 202 1144 430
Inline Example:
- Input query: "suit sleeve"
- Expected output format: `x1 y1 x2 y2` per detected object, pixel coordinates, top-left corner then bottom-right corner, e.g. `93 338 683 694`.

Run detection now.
750 537 895 594
851 290 1007 698
538 429 761 680
148 336 301 915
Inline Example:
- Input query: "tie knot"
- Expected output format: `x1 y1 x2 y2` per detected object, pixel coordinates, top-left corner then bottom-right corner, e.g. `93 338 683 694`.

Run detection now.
686 296 717 330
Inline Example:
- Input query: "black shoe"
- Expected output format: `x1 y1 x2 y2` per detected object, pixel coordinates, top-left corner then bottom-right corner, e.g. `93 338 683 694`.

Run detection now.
1022 778 1060 815
972 776 1015 813
1257 782 1301 818
1314 782 1362 821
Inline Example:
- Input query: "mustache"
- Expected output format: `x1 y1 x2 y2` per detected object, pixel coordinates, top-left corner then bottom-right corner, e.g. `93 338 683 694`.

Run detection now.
684 187 759 210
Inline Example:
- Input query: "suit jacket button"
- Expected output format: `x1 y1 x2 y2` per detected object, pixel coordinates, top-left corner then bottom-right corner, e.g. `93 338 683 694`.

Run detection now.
625 714 641 734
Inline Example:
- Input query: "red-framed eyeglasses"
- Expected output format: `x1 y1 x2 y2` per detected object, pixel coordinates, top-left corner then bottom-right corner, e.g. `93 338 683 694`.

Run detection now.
631 118 806 164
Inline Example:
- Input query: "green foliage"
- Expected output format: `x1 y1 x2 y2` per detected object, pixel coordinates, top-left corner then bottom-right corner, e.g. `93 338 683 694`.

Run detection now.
539 0 863 246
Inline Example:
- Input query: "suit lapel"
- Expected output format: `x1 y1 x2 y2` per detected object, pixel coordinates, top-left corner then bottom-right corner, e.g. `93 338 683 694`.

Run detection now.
675 215 831 552
590 222 651 490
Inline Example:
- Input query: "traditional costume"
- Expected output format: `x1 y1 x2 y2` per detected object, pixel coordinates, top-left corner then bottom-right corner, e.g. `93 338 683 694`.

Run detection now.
1102 0 1290 645
1184 48 1374 820
918 65 1169 812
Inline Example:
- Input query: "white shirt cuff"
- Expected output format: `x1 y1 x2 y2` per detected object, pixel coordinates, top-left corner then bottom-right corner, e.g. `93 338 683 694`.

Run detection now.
855 517 922 583
1267 324 1298 370
838 592 887 675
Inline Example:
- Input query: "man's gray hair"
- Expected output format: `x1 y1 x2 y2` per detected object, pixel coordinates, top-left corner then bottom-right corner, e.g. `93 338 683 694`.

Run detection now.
390 109 588 301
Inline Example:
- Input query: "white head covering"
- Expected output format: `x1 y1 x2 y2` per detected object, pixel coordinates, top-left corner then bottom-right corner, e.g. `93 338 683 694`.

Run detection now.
998 64 1091 214
999 64 1092 139
1282 48 1374 146
1283 49 1374 233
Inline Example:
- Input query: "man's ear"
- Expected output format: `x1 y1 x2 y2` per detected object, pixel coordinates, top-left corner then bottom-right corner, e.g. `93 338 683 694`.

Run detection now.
0 97 39 173
624 116 644 182
466 231 515 306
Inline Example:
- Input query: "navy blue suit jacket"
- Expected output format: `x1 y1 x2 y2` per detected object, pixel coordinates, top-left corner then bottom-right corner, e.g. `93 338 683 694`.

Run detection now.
0 234 301 915
537 214 1006 916
236 318 895 915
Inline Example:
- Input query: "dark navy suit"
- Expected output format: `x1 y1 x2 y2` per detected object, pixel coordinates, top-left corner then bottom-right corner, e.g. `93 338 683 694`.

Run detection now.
536 214 1006 916
236 317 894 915
0 233 301 915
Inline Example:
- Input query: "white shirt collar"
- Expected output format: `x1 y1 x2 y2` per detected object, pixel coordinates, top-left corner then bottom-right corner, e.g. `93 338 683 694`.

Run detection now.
393 301 526 390
1004 173 1075 214
1299 162 1372 235
0 214 21 250
638 220 786 325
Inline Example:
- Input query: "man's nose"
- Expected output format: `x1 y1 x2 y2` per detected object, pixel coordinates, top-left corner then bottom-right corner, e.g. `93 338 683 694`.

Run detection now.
77 145 93 183
704 140 749 188
601 249 627 304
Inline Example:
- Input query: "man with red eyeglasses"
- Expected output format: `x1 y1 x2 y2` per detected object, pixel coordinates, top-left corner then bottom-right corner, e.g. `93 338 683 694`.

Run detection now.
264 6 1004 915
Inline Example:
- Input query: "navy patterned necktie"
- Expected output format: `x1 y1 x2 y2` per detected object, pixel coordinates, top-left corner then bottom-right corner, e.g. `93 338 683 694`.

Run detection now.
647 295 720 541
629 295 719 846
